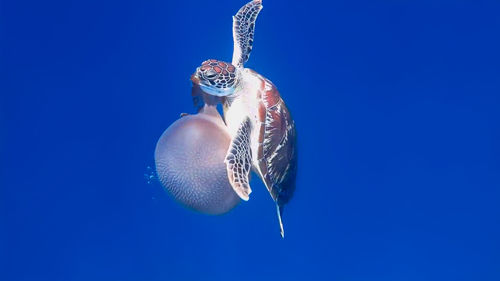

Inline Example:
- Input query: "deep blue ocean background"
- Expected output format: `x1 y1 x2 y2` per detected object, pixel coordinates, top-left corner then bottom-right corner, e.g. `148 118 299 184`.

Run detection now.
1 0 500 280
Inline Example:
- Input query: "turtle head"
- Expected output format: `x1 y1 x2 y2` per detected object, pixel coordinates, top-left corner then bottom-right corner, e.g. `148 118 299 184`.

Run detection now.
191 59 240 97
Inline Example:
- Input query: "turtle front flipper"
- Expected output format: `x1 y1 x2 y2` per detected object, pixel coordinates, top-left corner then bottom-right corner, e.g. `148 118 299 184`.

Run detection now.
225 117 253 200
232 0 263 68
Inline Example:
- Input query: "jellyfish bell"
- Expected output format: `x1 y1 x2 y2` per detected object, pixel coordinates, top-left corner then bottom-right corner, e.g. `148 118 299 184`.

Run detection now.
154 111 240 214
154 84 240 215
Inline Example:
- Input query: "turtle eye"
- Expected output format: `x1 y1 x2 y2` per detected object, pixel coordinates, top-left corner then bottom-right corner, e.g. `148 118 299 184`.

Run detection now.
206 73 217 80
204 70 218 80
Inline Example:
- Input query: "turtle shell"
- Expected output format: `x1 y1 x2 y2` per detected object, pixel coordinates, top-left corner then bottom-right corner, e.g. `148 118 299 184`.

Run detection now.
249 70 297 206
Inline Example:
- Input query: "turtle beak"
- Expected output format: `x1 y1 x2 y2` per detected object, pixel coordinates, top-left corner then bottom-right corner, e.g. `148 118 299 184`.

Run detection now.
191 73 201 85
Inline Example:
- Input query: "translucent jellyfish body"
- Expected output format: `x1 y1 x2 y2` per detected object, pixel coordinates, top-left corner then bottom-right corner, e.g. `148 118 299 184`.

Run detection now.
154 107 240 214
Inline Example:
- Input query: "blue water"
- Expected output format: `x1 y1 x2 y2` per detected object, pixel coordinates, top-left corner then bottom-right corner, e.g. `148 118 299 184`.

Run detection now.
1 0 500 280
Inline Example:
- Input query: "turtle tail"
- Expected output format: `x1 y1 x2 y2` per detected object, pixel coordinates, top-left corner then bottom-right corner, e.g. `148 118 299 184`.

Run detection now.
277 204 285 238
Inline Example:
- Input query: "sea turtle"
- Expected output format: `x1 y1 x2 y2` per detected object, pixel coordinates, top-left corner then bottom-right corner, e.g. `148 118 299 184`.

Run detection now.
191 0 297 237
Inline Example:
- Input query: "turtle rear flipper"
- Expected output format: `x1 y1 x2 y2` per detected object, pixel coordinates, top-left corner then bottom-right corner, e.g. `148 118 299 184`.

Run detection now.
225 117 253 200
232 0 263 68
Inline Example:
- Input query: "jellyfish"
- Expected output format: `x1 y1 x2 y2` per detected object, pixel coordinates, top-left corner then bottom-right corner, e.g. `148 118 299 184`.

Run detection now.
154 83 240 214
